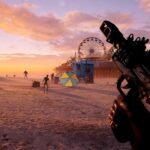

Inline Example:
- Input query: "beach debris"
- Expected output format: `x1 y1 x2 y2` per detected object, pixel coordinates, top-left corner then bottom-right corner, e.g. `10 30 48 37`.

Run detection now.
32 80 40 88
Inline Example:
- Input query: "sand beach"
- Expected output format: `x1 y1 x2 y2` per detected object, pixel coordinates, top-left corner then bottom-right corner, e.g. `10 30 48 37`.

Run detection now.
0 77 131 150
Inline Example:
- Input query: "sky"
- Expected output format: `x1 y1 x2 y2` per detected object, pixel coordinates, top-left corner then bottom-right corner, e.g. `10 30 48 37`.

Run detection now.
0 0 150 78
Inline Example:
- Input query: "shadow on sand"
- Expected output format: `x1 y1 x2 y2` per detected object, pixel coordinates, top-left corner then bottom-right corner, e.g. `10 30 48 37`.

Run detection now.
73 86 118 96
0 122 130 150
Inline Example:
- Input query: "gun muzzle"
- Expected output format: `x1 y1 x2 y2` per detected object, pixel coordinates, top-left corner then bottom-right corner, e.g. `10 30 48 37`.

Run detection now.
100 20 125 45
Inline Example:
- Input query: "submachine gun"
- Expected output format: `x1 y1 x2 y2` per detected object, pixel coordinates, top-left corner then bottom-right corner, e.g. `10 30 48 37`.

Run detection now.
100 20 150 149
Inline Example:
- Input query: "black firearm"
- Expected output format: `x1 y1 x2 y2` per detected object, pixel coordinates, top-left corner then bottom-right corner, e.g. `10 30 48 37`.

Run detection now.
100 20 150 150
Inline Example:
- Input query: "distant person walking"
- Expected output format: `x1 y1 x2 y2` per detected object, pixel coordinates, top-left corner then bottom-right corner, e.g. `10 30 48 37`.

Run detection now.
51 73 54 83
42 74 49 93
24 70 28 79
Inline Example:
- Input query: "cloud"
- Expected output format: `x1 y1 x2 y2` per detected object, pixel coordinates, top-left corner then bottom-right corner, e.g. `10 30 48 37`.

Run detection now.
144 24 150 30
0 1 68 41
0 53 63 60
64 11 99 30
56 11 135 54
22 2 37 9
14 2 37 9
139 0 150 13
49 31 104 56
0 1 100 42
0 1 149 58
103 12 134 30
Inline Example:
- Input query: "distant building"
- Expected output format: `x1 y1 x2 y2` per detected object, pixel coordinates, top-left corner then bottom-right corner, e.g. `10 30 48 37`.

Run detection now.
93 60 119 78
54 58 119 78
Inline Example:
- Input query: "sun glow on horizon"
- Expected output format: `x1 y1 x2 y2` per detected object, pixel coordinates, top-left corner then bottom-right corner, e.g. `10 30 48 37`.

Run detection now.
0 63 57 78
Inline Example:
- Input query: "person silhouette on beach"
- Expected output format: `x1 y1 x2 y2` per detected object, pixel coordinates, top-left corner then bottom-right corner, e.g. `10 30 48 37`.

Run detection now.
24 70 28 79
51 73 54 83
43 74 49 93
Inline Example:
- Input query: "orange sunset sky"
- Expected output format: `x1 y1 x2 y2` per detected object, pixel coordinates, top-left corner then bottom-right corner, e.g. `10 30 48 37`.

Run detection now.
0 0 150 78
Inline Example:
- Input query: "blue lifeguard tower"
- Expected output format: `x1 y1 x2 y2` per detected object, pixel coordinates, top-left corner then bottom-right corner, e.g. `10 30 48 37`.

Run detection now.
72 60 94 83
72 36 106 83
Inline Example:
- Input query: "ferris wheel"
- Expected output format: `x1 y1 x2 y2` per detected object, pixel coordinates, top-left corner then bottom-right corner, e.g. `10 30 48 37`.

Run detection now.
78 37 106 60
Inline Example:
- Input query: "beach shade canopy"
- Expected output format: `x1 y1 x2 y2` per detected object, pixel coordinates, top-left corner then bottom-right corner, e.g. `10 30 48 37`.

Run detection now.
59 71 79 87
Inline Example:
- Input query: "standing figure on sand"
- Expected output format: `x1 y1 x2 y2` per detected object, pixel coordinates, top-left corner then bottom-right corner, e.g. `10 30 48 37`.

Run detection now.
42 74 49 93
51 73 54 83
24 70 28 79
